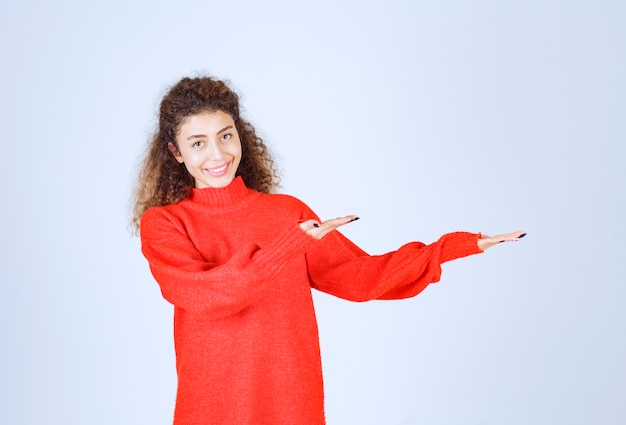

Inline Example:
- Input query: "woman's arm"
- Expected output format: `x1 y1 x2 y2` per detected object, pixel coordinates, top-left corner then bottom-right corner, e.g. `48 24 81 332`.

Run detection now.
301 216 524 301
141 208 316 316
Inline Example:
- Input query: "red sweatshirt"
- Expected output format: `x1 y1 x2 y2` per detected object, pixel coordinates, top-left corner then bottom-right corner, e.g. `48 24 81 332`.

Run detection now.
140 176 482 424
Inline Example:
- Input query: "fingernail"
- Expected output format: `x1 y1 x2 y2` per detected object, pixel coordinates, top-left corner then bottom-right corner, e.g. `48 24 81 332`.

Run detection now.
518 233 527 239
313 223 320 228
349 217 360 223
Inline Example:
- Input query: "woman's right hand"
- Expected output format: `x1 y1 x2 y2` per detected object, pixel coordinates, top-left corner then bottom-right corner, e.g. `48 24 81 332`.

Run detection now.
477 231 526 251
300 215 359 240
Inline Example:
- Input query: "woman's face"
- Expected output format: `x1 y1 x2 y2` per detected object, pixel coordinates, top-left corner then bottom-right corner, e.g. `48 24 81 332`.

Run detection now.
171 110 242 189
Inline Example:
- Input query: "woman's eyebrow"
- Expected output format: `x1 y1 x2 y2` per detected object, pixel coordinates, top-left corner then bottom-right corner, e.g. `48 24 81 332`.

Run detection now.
186 125 233 140
216 125 234 134
186 134 206 141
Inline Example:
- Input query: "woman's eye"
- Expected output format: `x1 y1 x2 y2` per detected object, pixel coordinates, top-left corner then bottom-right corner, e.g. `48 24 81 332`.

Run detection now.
193 141 203 148
221 134 232 141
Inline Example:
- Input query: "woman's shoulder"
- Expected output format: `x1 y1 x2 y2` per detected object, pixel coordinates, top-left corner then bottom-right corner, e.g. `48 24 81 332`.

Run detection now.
140 202 189 233
140 191 317 235
142 200 187 217
260 192 313 211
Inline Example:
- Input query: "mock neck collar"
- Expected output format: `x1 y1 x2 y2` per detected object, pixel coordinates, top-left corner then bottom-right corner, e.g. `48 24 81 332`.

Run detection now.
188 176 256 208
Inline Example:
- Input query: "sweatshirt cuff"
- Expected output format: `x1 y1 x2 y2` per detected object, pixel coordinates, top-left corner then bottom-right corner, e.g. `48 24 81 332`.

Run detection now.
253 223 318 275
439 232 483 264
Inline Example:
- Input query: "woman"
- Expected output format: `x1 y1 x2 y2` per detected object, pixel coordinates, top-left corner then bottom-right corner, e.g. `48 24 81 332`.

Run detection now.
132 76 524 424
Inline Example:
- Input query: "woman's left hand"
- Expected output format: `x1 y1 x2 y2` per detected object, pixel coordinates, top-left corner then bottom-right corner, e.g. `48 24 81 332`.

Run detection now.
299 215 359 240
478 231 526 251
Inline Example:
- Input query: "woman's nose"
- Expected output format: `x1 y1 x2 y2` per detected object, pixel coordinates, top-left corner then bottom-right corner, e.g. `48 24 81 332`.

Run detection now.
206 140 225 160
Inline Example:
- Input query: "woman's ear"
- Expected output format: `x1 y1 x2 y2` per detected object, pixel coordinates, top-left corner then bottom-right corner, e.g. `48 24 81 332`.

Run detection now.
168 142 184 164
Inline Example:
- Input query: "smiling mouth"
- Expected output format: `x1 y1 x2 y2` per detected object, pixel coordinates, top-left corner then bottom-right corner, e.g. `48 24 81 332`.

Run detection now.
205 162 230 176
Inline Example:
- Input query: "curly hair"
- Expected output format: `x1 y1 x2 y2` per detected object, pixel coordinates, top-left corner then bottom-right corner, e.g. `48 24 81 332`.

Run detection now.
131 76 279 232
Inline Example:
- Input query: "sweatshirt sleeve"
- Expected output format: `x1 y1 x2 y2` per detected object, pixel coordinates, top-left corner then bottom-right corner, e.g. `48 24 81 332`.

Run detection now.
306 230 483 301
140 207 316 316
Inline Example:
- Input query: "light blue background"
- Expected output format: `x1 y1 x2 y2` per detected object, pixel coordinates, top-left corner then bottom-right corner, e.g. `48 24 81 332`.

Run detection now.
1 1 624 424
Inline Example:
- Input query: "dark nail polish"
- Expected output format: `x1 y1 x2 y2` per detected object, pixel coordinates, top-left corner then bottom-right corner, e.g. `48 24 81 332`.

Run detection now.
313 223 320 228
519 233 527 239
349 217 360 223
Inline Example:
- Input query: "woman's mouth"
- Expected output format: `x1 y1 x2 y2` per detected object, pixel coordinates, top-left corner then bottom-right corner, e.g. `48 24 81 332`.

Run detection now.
205 162 230 177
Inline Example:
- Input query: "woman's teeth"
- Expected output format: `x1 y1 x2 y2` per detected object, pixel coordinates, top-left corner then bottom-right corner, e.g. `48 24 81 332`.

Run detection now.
207 164 228 173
